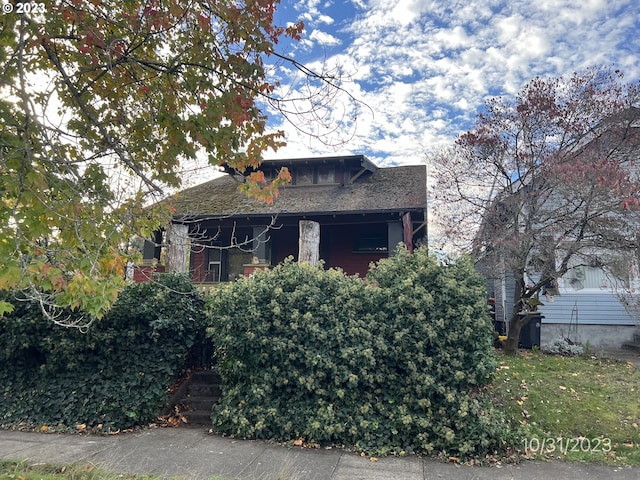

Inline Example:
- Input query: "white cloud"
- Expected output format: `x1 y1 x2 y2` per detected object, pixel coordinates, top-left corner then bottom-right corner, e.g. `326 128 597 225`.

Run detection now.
433 26 473 50
387 0 433 26
495 14 522 45
309 29 342 46
296 0 336 26
536 0 607 25
268 0 640 167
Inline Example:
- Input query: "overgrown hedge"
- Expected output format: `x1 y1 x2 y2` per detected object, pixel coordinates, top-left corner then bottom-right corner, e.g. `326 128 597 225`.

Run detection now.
0 274 205 431
207 248 520 458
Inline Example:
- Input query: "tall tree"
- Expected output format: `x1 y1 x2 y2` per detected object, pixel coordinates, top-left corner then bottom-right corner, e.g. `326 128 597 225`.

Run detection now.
431 67 640 355
0 0 345 323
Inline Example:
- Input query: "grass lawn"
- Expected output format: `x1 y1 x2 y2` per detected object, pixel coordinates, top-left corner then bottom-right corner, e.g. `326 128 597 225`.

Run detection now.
0 461 237 480
0 460 295 480
0 461 154 480
490 350 640 466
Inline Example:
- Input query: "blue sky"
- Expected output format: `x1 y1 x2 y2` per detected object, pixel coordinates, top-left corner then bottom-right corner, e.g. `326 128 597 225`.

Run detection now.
263 0 640 167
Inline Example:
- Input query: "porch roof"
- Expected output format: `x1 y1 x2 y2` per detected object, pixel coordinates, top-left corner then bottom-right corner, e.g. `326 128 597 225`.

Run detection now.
167 164 427 219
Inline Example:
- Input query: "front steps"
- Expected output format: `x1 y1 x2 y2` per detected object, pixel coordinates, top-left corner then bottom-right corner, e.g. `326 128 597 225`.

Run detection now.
176 369 222 427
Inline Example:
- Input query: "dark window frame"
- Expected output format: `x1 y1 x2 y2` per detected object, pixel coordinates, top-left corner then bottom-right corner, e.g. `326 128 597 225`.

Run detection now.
353 232 388 253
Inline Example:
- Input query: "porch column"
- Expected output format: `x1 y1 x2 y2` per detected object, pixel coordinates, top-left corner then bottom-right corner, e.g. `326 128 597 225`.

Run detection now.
298 220 320 265
402 212 414 253
165 223 190 274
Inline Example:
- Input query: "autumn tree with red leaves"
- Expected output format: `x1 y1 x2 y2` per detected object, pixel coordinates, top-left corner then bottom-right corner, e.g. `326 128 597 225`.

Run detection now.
431 67 640 355
0 0 349 323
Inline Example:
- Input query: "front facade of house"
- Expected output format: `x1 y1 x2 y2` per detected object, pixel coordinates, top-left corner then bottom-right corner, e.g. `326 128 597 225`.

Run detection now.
137 155 427 283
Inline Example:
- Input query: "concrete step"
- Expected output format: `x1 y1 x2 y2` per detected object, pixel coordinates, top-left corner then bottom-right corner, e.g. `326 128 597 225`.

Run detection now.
181 409 212 427
190 370 222 384
163 368 223 426
181 395 218 411
622 342 640 353
188 383 222 397
182 369 222 426
178 393 219 426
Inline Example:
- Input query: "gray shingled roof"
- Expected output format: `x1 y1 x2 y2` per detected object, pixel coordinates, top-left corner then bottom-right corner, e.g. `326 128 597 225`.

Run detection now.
168 164 427 218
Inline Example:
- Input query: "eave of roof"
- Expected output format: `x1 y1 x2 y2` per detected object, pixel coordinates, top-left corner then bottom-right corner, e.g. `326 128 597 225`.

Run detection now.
167 164 426 219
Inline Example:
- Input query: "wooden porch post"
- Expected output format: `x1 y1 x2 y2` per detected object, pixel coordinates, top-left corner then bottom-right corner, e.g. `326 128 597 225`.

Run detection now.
298 220 320 265
165 223 190 274
402 212 413 253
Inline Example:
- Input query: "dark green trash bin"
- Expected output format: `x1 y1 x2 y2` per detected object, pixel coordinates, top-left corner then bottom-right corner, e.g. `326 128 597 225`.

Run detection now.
518 312 543 349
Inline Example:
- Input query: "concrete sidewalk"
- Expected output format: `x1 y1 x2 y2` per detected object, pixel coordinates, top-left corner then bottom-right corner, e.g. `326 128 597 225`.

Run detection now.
1 427 639 480
599 348 640 368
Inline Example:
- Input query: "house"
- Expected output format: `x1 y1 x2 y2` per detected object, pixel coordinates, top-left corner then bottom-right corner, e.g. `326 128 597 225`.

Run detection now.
480 206 639 352
537 262 638 349
479 108 640 351
136 155 427 284
485 265 638 351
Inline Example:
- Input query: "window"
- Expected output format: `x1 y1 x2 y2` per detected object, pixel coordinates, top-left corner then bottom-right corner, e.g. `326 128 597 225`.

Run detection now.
205 248 221 282
354 233 387 252
568 265 607 290
296 167 314 185
317 166 335 184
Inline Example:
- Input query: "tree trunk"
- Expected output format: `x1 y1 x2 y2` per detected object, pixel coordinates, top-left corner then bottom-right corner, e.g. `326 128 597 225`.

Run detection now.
298 220 320 265
503 270 526 356
504 312 524 355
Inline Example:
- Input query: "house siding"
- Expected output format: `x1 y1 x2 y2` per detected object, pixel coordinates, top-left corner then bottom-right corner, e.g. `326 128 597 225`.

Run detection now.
539 291 636 326
133 265 165 282
504 275 516 321
323 223 388 276
325 241 385 276
485 271 638 349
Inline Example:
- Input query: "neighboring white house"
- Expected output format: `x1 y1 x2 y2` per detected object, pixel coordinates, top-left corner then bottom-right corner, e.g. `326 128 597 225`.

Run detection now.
538 261 638 350
487 262 638 350
480 106 640 351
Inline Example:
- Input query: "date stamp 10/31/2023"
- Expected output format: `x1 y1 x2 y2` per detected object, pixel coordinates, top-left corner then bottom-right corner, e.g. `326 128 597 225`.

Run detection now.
524 436 613 455
2 2 47 15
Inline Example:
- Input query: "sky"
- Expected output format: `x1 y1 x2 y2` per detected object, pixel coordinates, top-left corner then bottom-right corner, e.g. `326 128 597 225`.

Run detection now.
262 0 640 167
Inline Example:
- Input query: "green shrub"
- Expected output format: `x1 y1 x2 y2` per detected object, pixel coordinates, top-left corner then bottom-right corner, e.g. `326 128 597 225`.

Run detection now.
0 274 206 431
207 249 520 458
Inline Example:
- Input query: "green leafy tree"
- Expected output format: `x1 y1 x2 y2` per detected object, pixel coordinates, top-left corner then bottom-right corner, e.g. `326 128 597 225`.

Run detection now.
0 0 342 322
